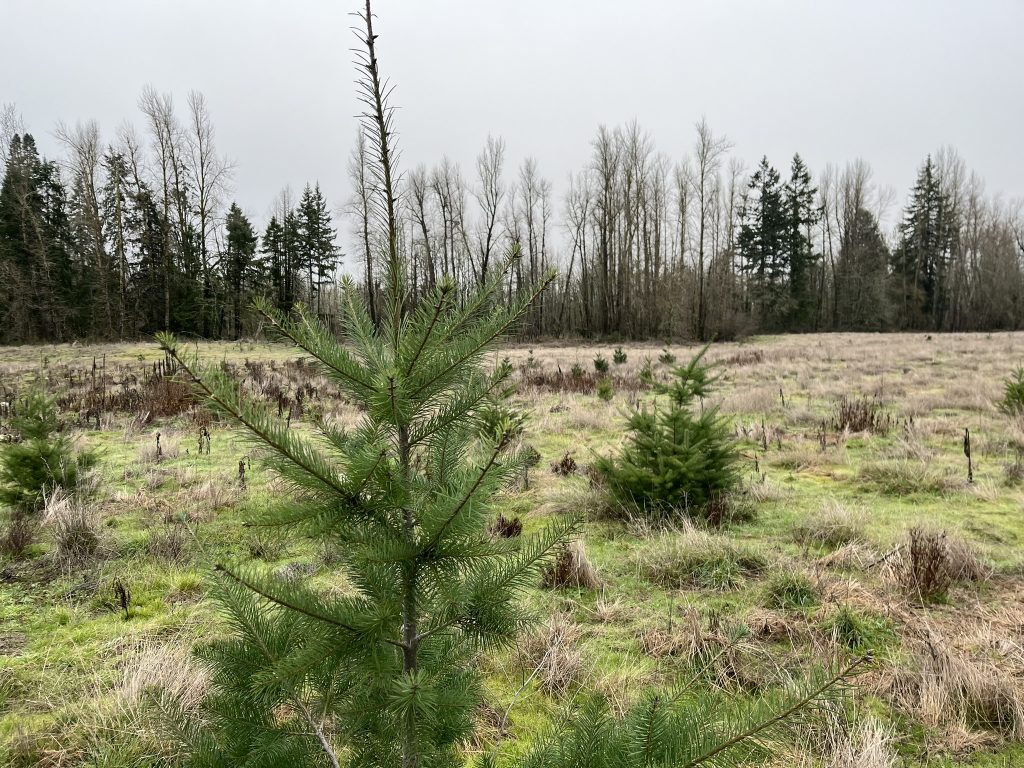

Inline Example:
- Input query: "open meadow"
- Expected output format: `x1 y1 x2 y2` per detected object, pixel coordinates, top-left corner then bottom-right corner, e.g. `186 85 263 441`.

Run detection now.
4 332 1024 766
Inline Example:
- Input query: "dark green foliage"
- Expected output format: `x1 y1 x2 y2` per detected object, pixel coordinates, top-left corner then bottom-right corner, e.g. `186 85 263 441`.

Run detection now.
0 134 77 342
0 387 92 515
594 348 740 520
1000 367 1024 415
658 348 676 365
155 9 569 766
782 154 819 329
638 358 654 384
480 656 869 768
475 399 528 443
224 203 260 339
570 362 585 379
612 347 627 365
738 157 786 328
835 206 890 330
891 155 959 331
295 183 339 316
593 355 609 374
596 378 614 402
738 155 820 330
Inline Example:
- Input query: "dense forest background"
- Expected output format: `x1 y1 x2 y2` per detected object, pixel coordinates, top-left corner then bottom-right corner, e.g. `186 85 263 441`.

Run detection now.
1 97 1022 344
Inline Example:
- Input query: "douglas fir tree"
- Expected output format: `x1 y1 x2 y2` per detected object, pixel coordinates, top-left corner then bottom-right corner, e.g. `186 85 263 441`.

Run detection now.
157 3 567 766
157 3 866 766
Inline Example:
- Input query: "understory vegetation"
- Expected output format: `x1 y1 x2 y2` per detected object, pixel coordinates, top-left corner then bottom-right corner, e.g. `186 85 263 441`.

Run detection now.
3 333 1024 766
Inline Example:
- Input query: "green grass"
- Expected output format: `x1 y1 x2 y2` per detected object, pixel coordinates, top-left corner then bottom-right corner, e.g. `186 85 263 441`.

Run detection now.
4 334 1024 765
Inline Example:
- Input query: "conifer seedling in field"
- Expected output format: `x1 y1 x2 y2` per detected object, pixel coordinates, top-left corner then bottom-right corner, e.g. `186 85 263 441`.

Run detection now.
155 3 867 766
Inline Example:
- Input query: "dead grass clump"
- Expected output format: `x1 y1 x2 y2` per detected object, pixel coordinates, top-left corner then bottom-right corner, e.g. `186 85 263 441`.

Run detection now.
793 500 865 549
137 437 180 465
638 609 705 659
816 542 879 570
745 478 786 504
186 479 236 512
899 527 989 600
833 395 889 434
541 540 601 589
147 524 189 563
116 641 209 721
888 635 1024 740
825 716 897 768
521 613 584 698
43 490 101 570
641 531 769 590
2 516 36 558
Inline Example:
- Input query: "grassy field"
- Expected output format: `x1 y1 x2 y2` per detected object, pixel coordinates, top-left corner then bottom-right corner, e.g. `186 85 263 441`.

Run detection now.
3 333 1024 766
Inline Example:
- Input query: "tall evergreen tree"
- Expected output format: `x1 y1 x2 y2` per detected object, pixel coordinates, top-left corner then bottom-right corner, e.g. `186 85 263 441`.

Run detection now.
157 7 566 765
782 154 819 328
738 157 785 327
835 206 890 330
261 215 286 312
296 183 340 316
0 134 77 342
223 202 260 339
100 149 134 336
891 156 958 330
129 183 173 333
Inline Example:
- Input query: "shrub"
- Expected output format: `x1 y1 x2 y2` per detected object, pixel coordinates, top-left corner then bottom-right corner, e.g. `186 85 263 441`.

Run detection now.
593 355 609 374
659 347 676 365
594 347 740 521
764 572 819 609
902 527 952 600
1 516 35 558
0 387 93 516
475 398 528 443
638 358 654 384
596 378 614 402
1000 367 1024 415
612 347 627 365
570 362 585 379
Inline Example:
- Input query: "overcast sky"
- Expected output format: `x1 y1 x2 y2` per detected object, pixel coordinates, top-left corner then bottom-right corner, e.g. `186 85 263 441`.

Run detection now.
2 0 1022 242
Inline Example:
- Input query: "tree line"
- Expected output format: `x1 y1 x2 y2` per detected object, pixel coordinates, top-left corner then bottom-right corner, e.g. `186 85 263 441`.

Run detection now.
2 99 1022 344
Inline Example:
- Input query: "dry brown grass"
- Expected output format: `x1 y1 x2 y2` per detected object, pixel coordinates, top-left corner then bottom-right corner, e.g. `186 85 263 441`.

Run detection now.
896 526 990 600
541 540 601 590
42 488 102 570
520 613 584 698
887 633 1024 743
